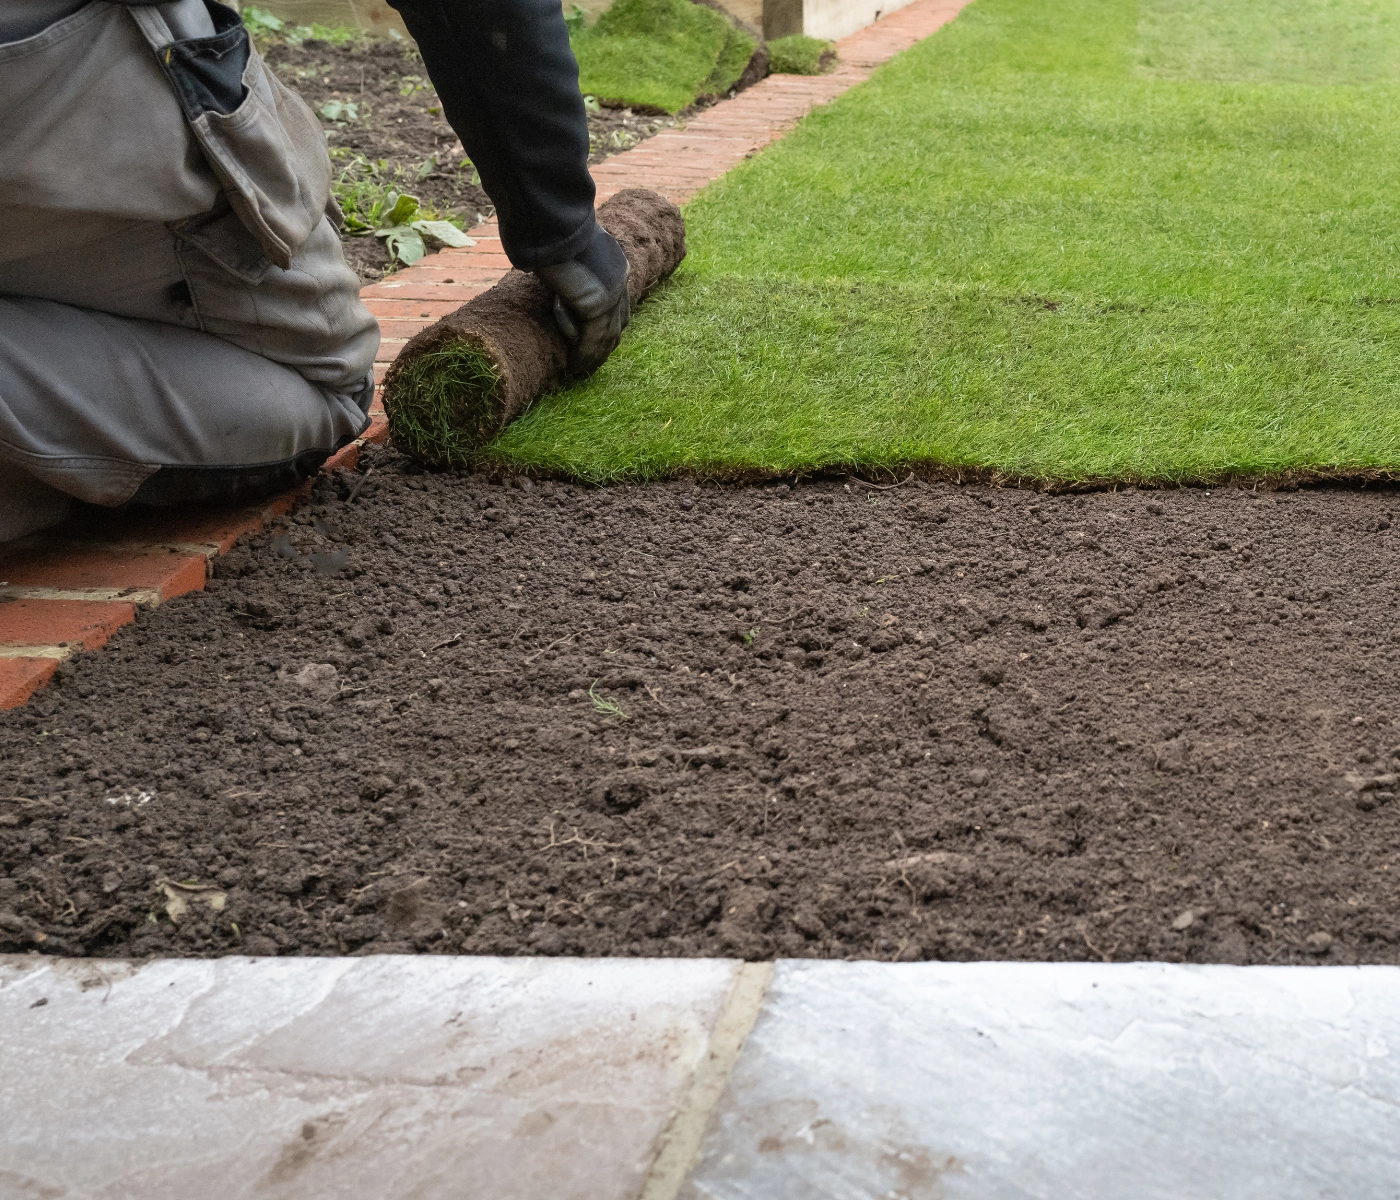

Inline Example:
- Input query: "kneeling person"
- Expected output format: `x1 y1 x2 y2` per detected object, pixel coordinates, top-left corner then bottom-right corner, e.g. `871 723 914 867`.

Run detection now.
0 0 379 542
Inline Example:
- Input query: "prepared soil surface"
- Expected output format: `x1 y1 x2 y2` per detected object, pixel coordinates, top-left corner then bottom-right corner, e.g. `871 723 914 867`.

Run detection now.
4 454 1399 966
263 35 676 280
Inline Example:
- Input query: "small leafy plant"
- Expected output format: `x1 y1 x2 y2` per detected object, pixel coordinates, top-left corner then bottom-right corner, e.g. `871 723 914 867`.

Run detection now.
241 5 364 47
371 193 472 266
590 127 639 155
319 98 359 123
240 5 284 35
330 151 474 267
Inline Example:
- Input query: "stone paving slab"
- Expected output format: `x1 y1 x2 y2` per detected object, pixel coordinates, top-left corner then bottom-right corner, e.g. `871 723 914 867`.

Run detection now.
685 961 1400 1200
4 957 1400 1199
0 955 742 1200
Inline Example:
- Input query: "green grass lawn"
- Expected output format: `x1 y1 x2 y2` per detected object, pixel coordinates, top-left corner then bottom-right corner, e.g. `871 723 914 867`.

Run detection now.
493 0 1400 482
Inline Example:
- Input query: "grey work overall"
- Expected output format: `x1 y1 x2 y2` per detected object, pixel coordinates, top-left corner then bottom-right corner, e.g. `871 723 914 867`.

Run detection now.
0 0 380 542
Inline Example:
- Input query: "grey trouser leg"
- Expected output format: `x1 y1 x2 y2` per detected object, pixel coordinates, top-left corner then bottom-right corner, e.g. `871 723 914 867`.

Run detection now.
0 296 373 508
0 206 379 518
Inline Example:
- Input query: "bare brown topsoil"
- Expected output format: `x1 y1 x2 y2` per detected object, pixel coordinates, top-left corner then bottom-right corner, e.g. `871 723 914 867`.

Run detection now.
263 36 676 280
3 452 1399 966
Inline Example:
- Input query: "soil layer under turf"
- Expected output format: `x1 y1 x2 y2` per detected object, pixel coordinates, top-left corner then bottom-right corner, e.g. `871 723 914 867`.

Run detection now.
3 456 1398 966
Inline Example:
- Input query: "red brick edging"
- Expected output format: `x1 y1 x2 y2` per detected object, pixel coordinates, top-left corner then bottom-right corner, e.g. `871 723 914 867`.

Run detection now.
0 0 967 709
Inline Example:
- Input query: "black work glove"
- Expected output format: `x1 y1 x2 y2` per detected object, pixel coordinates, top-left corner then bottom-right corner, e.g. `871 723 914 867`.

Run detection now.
536 224 631 378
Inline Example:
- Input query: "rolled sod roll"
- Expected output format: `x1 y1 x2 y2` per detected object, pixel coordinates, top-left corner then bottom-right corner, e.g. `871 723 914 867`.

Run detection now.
381 187 687 467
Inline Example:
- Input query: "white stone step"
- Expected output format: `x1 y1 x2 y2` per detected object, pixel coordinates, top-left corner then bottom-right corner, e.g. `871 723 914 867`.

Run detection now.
3 956 1398 1199
687 961 1400 1200
0 955 744 1200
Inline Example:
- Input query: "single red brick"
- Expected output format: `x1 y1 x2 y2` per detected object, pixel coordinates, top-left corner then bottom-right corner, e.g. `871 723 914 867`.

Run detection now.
0 657 58 710
363 413 390 443
450 251 512 269
692 121 786 135
0 545 207 601
34 504 257 558
157 511 266 555
411 262 504 276
360 282 490 302
432 252 503 269
379 318 448 339
0 599 135 650
362 298 466 319
596 162 719 179
322 442 360 473
375 340 406 363
613 171 718 187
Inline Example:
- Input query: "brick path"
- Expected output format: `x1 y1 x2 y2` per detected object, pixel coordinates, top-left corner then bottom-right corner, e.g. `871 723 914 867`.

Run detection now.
0 0 968 710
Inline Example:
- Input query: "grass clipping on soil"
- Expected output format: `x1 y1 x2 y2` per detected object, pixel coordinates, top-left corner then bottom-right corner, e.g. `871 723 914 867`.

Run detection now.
571 0 758 113
382 188 686 467
489 0 1400 484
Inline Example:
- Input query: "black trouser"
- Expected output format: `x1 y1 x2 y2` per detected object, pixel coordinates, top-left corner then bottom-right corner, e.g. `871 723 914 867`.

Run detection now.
388 0 598 271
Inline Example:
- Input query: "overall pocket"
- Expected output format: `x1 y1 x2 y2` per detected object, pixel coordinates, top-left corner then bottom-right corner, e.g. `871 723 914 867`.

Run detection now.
129 0 332 269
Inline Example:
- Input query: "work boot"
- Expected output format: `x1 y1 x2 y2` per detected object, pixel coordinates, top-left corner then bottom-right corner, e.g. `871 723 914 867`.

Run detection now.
536 224 631 378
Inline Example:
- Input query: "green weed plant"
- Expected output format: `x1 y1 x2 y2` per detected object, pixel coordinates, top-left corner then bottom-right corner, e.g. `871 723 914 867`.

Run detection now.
329 150 472 266
240 5 369 48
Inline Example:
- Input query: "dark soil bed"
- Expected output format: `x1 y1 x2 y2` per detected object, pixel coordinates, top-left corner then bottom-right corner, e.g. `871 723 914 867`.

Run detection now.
4 454 1399 966
264 36 677 281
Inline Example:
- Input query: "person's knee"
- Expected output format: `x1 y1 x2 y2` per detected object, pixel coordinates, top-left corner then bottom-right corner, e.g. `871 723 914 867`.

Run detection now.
0 297 372 511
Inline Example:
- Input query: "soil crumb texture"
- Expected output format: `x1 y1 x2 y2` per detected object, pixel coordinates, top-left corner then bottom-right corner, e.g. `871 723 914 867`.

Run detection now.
3 454 1399 966
264 36 676 280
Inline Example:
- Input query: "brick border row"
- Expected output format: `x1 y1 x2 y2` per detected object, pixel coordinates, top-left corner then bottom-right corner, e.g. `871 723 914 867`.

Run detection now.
0 0 969 709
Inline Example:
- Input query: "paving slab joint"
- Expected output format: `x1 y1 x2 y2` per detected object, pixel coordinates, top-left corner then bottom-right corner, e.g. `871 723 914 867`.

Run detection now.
638 961 774 1200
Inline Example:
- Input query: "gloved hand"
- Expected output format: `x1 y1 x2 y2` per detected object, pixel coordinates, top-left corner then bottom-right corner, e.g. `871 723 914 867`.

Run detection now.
535 224 631 378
